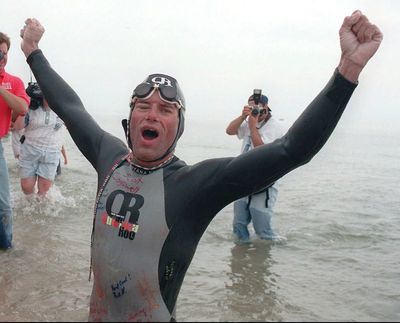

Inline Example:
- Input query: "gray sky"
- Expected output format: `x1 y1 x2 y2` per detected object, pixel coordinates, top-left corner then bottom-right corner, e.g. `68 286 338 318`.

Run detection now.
3 0 399 133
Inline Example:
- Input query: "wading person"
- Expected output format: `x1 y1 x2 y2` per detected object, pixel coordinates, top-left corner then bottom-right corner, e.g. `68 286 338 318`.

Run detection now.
20 11 382 321
13 82 65 197
226 91 286 243
0 31 29 250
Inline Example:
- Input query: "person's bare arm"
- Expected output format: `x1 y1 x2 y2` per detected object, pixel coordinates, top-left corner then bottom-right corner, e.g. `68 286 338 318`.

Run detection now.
247 114 264 147
0 87 28 116
226 106 251 135
61 145 68 165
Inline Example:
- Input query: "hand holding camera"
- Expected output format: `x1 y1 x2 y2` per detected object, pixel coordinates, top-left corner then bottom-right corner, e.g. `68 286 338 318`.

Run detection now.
250 89 267 117
251 106 267 117
241 105 252 119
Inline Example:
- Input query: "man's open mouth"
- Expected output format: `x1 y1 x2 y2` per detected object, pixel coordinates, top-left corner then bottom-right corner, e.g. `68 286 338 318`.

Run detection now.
142 128 159 139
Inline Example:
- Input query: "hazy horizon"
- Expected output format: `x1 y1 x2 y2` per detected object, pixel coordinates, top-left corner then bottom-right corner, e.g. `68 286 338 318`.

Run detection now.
2 0 399 134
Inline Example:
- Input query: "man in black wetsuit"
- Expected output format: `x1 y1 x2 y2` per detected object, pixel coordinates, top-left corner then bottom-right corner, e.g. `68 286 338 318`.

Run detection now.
19 11 382 322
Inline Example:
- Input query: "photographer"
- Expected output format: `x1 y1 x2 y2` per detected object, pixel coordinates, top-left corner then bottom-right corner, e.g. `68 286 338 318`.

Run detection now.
13 82 65 197
0 31 29 250
226 90 286 243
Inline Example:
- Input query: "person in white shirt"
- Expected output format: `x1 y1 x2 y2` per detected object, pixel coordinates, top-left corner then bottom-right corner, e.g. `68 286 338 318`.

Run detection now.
14 82 65 196
226 91 286 243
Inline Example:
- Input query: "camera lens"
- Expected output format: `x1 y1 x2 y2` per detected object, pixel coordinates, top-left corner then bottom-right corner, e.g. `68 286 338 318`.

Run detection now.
251 108 259 116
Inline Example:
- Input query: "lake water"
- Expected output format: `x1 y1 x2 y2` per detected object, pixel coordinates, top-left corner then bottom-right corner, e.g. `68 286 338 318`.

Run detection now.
1 114 399 322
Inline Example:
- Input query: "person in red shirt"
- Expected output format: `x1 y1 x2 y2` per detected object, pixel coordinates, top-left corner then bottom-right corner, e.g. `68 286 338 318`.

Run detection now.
0 31 29 250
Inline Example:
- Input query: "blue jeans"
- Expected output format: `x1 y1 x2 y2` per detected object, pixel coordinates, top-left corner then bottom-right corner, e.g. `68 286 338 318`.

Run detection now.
0 140 13 249
233 185 278 243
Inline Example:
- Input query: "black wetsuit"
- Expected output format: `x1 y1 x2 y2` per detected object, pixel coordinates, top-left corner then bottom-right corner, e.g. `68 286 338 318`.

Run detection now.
27 50 357 322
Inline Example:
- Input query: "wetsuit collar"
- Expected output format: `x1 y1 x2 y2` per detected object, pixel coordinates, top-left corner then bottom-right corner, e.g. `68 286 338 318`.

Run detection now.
127 152 175 174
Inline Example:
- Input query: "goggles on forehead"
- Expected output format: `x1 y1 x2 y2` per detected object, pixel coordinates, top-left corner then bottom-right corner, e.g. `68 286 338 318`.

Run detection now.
131 74 185 111
132 83 185 110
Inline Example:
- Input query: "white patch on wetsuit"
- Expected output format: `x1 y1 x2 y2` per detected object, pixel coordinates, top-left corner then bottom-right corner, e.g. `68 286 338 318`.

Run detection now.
90 160 172 322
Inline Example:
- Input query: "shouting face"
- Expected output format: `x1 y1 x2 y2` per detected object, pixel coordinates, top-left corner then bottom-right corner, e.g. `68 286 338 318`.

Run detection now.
129 90 180 167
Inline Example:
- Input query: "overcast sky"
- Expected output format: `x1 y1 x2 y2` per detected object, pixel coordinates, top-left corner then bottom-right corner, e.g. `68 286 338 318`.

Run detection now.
2 0 399 133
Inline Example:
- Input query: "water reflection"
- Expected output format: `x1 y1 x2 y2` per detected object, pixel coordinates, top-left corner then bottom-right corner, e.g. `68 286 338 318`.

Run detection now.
224 241 282 321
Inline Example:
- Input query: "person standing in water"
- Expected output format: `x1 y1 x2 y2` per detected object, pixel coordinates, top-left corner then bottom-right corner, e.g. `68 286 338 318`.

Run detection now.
13 82 65 196
20 11 382 321
0 31 29 250
226 91 286 243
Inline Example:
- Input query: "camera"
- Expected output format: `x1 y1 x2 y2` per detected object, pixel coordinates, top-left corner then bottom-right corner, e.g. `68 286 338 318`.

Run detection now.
250 89 263 116
26 82 44 110
0 51 4 61
251 106 267 117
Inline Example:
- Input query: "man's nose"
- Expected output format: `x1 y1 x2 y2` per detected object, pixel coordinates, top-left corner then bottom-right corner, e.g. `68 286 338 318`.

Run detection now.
145 105 160 120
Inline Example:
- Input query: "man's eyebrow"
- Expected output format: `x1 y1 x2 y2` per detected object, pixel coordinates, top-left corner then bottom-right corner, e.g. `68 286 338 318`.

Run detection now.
160 103 175 108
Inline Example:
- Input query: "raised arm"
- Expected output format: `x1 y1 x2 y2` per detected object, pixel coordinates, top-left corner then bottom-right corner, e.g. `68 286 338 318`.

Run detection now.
19 18 109 169
226 106 251 135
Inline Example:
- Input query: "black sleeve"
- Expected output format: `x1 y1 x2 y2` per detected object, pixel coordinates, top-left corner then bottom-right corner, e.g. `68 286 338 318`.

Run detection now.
218 69 358 199
26 49 128 176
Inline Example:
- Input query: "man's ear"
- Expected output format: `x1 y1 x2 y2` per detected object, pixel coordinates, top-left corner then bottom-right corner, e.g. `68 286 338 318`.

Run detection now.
121 119 128 135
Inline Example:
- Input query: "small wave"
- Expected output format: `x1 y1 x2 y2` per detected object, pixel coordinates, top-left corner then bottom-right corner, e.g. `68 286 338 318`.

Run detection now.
11 185 76 220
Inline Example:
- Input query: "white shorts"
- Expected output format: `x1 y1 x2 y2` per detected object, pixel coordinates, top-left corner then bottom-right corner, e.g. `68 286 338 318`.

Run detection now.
19 143 61 181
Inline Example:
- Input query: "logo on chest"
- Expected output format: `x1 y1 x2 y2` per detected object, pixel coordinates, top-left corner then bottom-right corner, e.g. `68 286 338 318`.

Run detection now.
1 82 12 90
101 189 144 240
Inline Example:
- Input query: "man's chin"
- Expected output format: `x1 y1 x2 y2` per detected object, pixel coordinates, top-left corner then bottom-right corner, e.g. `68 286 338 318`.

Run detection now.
132 150 167 167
